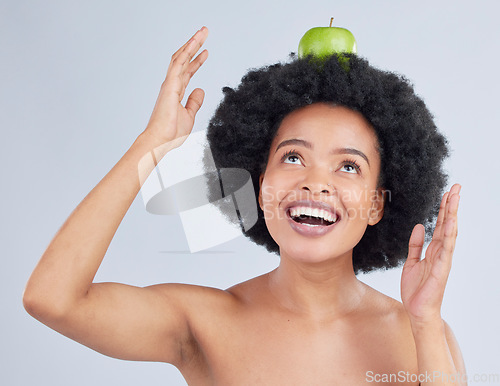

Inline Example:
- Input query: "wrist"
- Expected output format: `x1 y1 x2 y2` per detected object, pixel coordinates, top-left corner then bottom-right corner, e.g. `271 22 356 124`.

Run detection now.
406 309 443 328
410 317 446 339
136 130 176 160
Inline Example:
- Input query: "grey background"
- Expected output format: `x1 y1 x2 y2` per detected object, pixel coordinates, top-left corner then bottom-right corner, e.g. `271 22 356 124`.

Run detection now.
2 0 499 385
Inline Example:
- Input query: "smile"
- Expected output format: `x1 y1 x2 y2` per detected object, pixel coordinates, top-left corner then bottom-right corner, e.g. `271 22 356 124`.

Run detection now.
285 200 340 237
289 206 337 225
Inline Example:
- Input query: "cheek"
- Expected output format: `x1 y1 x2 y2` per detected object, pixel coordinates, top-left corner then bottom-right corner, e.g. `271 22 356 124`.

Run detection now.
339 185 376 221
259 173 293 222
260 181 282 215
259 183 274 217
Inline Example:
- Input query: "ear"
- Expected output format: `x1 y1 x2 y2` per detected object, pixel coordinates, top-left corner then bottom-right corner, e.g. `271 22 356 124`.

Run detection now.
258 173 265 210
368 187 386 226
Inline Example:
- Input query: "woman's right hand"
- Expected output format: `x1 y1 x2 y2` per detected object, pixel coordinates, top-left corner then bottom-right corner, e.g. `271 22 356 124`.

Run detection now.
144 27 209 149
23 27 213 367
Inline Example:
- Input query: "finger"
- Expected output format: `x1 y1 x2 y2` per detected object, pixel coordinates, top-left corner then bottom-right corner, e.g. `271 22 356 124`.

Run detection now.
170 28 209 77
443 192 460 229
449 183 462 196
436 219 456 276
161 29 208 108
176 49 209 103
438 193 460 267
446 192 460 237
185 88 205 119
405 224 425 270
435 184 461 239
171 27 209 62
183 49 209 86
441 184 461 228
433 191 449 241
168 39 200 82
427 185 460 264
162 28 208 105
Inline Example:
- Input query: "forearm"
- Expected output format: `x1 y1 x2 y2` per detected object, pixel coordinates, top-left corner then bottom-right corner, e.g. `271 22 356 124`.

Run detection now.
23 130 170 316
412 319 466 385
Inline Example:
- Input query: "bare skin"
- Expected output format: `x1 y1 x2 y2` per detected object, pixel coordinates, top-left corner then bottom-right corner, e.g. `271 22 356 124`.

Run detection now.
176 275 418 385
23 27 466 385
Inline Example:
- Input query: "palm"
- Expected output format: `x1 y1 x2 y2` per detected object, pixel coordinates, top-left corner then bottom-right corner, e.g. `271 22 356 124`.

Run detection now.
401 184 460 323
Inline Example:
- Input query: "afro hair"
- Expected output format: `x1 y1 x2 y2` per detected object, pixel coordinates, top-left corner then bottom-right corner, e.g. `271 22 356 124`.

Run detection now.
205 53 449 274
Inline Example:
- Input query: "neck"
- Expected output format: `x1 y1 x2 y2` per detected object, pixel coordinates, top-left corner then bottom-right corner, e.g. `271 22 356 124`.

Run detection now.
267 250 366 320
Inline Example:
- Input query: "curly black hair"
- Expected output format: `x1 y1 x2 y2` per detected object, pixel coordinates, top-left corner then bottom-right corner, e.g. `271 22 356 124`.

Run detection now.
205 53 449 274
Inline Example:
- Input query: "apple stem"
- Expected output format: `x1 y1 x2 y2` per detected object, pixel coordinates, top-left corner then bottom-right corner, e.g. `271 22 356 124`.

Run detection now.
329 17 334 27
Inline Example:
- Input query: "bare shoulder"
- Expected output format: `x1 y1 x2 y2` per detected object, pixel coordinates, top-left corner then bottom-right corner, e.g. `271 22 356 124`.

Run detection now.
150 281 244 332
360 281 412 322
151 272 268 308
360 283 466 375
151 281 236 304
357 283 418 362
225 272 270 300
174 273 272 346
154 276 268 382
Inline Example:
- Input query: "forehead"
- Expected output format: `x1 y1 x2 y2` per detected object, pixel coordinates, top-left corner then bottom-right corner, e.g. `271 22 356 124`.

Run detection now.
270 103 380 155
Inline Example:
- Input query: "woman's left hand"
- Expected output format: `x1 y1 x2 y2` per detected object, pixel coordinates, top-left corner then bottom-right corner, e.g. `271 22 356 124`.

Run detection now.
401 184 461 325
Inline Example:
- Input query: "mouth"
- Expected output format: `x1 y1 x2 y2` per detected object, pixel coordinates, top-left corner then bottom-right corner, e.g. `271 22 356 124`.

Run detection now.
284 201 340 236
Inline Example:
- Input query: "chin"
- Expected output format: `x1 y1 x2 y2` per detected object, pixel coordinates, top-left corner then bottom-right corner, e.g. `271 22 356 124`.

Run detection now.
278 237 354 266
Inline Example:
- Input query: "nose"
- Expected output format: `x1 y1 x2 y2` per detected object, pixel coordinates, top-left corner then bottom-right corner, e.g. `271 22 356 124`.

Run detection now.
299 168 334 195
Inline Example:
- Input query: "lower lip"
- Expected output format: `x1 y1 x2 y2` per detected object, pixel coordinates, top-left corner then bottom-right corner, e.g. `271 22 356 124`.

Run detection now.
286 211 338 237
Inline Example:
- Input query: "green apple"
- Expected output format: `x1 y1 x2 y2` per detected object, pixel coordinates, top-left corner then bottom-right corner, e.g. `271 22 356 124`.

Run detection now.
298 19 357 59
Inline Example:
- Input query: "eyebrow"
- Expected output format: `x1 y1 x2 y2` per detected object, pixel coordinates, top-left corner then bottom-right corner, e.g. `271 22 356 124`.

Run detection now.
275 138 370 167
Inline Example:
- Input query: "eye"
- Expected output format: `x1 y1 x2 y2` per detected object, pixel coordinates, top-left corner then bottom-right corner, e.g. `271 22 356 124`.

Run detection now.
281 149 303 165
284 155 301 164
340 160 361 174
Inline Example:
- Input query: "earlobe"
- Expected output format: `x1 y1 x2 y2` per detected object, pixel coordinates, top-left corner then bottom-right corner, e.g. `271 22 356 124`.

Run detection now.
368 188 385 226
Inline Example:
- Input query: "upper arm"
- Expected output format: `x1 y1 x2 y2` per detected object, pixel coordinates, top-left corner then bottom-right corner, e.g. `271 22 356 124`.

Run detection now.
43 282 197 365
443 320 467 378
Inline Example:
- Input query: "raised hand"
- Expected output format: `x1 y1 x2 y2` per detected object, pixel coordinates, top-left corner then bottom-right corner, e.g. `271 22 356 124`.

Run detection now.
144 27 209 149
401 184 461 325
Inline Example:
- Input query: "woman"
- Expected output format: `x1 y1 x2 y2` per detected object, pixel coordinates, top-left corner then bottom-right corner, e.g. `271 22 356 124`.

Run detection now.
23 27 466 385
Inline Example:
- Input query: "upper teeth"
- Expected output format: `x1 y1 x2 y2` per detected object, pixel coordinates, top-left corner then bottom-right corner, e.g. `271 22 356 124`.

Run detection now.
289 206 337 223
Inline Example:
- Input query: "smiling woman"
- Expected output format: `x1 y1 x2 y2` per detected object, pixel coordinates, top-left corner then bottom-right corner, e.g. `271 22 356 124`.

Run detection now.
23 27 466 385
259 104 384 264
202 52 466 383
206 54 449 275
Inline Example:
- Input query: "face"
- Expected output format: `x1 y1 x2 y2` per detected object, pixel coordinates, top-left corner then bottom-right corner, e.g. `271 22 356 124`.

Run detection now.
259 103 385 265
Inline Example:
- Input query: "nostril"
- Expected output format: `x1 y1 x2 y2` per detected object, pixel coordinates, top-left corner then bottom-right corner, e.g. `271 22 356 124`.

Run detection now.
301 184 333 194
